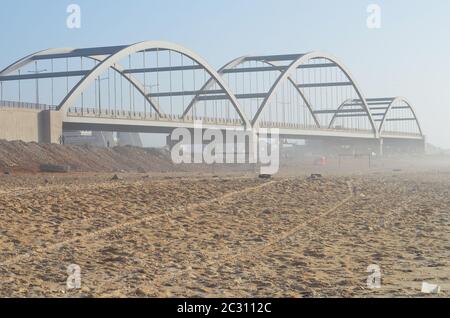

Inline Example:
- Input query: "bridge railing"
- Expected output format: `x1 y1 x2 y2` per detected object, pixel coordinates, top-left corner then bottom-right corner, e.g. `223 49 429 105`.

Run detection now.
66 107 379 135
381 130 423 138
67 107 245 126
0 100 57 111
259 121 375 134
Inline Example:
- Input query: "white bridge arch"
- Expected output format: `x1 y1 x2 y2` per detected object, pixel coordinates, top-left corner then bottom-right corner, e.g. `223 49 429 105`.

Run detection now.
0 41 425 147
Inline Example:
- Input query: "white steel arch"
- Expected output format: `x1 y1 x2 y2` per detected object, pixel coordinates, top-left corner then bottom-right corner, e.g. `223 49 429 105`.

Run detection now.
329 97 424 137
379 97 423 136
182 55 322 128
0 48 74 76
182 56 246 119
56 41 252 128
251 52 379 137
0 42 425 141
328 98 355 128
0 47 163 115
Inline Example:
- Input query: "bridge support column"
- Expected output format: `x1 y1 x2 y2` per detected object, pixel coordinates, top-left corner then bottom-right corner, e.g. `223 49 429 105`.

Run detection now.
422 137 427 154
378 138 384 157
38 110 63 144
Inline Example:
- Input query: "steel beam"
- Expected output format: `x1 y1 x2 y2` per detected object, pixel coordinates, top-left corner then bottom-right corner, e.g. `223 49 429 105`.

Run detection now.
335 113 385 118
369 106 389 110
31 45 127 60
297 63 337 69
26 46 171 63
376 117 417 122
197 93 267 101
297 82 353 88
148 89 224 98
124 65 204 74
313 109 366 115
365 97 396 102
0 70 89 81
244 54 304 62
221 63 337 74
222 66 287 74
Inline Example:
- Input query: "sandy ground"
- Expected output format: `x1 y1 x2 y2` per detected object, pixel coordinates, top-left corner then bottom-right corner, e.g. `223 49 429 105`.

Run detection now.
0 166 449 298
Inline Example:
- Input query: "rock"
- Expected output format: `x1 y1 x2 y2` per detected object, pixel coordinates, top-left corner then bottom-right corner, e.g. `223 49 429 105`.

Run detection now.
134 288 148 297
421 282 440 294
81 286 91 293
111 174 122 181
258 174 272 180
308 174 323 180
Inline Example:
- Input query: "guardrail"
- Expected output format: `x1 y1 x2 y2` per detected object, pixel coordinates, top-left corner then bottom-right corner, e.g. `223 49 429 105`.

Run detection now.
381 131 423 137
0 100 57 110
66 107 245 126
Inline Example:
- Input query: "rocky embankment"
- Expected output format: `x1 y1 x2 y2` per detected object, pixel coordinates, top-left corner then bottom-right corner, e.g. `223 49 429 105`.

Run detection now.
0 140 178 173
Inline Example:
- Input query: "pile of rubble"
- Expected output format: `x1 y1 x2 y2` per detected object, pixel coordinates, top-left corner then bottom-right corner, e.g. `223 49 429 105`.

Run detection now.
0 139 179 173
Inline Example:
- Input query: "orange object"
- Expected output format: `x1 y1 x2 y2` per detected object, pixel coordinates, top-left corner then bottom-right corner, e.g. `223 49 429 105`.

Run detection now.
314 156 327 166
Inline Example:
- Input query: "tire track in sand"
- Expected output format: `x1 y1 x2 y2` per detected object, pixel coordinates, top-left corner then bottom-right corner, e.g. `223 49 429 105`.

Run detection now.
0 179 277 268
140 180 355 293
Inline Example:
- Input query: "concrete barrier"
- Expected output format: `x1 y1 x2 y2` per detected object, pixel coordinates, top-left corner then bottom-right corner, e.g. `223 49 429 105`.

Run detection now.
39 164 71 173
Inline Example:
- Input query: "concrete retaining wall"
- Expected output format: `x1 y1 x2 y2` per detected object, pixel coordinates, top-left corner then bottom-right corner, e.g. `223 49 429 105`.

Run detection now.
0 107 62 143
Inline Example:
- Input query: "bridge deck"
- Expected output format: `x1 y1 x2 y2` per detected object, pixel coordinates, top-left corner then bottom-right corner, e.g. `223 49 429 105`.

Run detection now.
63 110 423 141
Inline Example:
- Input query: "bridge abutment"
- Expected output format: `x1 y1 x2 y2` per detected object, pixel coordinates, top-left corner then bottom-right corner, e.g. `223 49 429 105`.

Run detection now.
0 107 63 144
39 110 63 144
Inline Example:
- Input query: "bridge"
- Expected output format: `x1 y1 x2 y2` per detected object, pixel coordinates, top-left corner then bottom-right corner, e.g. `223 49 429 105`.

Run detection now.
0 41 425 154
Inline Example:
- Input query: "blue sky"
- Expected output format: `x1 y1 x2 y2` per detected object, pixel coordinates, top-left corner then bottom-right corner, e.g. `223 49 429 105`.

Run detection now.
1 0 449 147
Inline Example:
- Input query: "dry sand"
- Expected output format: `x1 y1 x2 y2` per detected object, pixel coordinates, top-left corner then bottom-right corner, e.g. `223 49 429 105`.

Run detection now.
0 167 448 298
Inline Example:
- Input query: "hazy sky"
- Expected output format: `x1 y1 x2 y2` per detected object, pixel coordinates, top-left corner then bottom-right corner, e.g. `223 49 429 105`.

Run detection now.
1 0 449 148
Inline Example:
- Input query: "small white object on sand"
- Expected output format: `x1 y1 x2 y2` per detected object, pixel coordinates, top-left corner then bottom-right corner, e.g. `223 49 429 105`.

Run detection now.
421 282 441 294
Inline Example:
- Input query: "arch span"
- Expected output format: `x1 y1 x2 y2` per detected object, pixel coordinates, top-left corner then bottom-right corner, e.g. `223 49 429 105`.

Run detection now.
0 42 425 142
251 52 378 137
0 47 163 115
379 97 423 136
182 55 321 128
329 97 424 137
56 41 251 128
328 98 355 128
